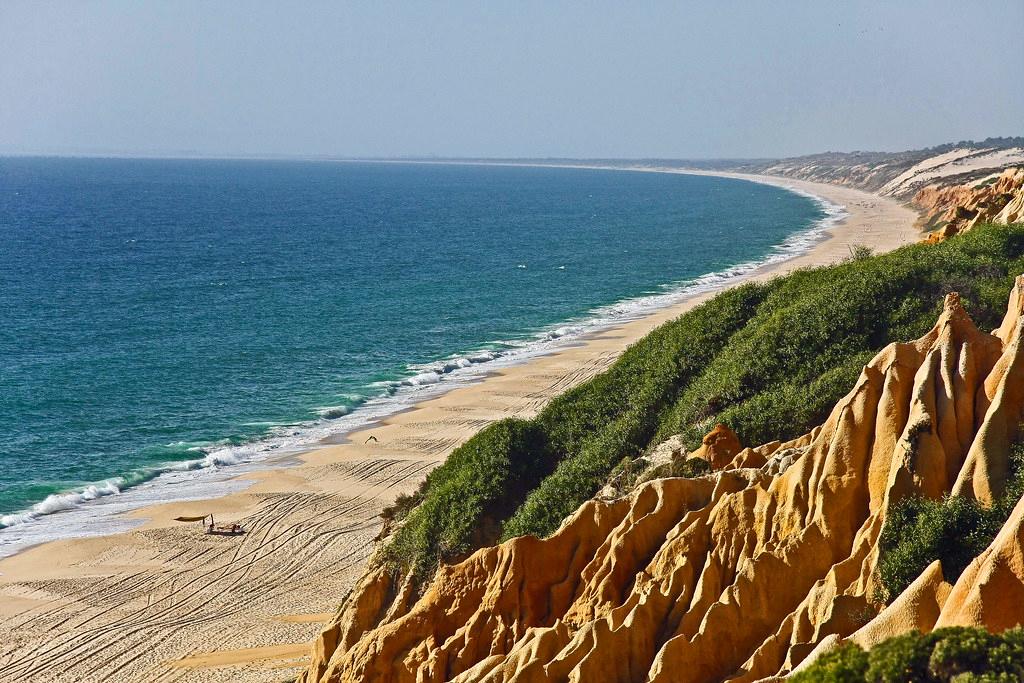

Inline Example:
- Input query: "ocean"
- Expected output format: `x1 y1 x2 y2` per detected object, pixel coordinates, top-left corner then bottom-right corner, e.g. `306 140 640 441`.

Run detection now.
0 158 838 555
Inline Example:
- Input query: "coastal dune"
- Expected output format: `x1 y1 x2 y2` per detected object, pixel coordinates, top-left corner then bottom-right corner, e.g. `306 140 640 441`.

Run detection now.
0 174 918 683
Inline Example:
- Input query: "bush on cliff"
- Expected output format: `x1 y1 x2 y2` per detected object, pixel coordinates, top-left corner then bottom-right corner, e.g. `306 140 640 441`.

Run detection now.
790 627 1024 682
790 641 868 682
383 224 1024 580
505 224 1024 540
383 418 548 577
877 444 1024 603
384 282 766 576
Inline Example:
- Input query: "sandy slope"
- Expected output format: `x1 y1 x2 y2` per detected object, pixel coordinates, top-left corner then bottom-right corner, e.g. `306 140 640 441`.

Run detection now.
0 172 918 683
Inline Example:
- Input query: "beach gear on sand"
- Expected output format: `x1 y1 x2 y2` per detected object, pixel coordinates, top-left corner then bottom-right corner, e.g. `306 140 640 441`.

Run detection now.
173 514 244 535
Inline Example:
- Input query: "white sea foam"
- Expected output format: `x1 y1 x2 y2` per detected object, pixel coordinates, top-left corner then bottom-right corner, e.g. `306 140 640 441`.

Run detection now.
0 479 124 528
316 405 354 419
0 179 846 559
403 371 443 387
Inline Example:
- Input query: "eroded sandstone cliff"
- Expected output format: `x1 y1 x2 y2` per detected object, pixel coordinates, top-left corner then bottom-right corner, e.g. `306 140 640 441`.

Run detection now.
915 168 1024 243
299 280 1024 683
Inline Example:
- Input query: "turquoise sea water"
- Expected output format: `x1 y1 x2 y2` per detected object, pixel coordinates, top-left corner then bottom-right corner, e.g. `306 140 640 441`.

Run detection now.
0 158 835 553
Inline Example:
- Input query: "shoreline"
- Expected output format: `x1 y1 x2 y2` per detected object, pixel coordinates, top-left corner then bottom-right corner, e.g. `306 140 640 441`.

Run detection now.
0 171 920 683
0 164 841 557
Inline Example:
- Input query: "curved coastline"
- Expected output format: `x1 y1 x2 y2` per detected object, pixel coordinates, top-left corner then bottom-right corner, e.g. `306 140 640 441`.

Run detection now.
0 171 920 682
0 168 841 555
0 171 921 683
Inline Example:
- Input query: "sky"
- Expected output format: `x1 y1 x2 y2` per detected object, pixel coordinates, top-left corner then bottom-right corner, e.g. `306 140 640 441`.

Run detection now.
1 1 1022 159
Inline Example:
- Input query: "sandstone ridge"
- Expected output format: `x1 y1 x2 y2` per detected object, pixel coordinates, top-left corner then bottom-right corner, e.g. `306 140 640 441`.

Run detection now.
914 167 1024 243
298 280 1024 683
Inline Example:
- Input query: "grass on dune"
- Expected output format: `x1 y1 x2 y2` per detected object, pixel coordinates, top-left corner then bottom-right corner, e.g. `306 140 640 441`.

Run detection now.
381 224 1024 582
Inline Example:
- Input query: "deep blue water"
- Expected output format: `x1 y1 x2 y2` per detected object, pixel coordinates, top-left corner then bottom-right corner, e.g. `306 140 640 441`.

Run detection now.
0 158 827 543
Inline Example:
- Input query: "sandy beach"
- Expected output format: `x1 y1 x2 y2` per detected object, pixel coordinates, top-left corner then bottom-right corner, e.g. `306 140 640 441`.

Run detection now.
0 172 919 683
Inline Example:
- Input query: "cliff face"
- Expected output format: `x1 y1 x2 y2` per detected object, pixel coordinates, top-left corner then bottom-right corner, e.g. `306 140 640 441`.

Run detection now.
732 142 1024 245
914 168 1024 243
730 141 1024 198
299 280 1024 683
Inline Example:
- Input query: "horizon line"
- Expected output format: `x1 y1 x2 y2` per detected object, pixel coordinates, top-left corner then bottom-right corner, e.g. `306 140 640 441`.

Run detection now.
0 150 773 163
3 135 1021 164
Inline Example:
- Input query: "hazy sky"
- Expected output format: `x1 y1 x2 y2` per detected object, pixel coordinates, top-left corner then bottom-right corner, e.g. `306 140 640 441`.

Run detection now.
2 1 1022 159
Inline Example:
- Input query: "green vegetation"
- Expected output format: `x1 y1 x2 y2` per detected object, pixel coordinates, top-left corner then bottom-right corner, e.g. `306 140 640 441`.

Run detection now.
381 224 1024 581
382 419 548 577
877 444 1024 602
647 455 712 481
791 627 1024 682
848 243 874 260
601 453 713 498
791 641 869 683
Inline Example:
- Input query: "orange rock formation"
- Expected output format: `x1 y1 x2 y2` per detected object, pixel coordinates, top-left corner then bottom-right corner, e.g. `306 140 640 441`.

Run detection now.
689 423 742 470
915 168 1024 243
299 280 1024 683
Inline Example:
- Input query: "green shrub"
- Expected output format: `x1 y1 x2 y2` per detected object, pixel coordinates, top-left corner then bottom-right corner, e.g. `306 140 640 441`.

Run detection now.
877 444 1024 602
793 628 1024 682
391 282 767 572
380 490 424 522
709 352 872 448
987 627 1024 676
791 641 868 682
638 454 713 483
867 631 939 682
382 224 1024 581
848 244 875 261
669 456 712 479
381 418 549 578
658 228 1024 451
877 495 1005 603
929 627 997 679
604 453 712 497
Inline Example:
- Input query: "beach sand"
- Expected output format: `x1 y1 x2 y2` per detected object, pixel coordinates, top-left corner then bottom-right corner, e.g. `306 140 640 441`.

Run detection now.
0 172 919 683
